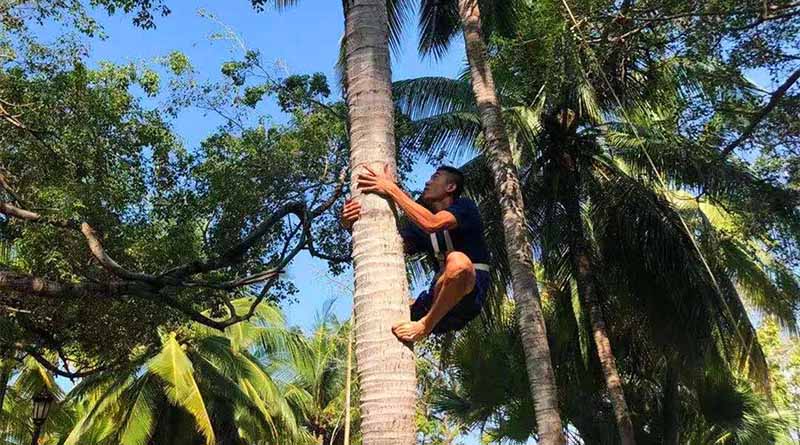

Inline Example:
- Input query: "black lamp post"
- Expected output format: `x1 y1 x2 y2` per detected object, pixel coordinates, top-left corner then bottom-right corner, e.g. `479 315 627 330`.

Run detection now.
30 389 53 445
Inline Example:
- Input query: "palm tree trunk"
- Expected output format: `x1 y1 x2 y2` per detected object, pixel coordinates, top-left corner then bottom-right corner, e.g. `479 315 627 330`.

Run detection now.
456 1 564 444
0 361 9 422
343 1 417 445
343 323 353 445
662 365 680 445
560 151 636 445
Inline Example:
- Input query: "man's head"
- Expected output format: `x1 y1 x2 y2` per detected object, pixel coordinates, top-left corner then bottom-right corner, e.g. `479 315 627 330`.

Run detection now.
421 165 464 204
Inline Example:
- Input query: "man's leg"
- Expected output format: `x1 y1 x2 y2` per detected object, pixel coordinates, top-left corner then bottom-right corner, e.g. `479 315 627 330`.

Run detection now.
393 252 476 342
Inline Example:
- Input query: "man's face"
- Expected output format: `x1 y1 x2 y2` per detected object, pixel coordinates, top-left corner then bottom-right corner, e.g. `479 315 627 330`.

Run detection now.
421 170 455 202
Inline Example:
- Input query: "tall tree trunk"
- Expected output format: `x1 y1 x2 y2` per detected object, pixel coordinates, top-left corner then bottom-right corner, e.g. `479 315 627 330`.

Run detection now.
662 364 680 445
456 1 565 444
560 150 636 445
343 323 353 445
0 360 10 422
343 2 417 445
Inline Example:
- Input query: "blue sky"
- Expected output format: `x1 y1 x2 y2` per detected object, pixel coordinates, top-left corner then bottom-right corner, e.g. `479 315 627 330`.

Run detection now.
61 0 468 330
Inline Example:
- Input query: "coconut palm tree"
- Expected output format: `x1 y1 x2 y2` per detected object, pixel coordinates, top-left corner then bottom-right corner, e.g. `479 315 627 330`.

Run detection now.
58 299 309 445
283 306 358 445
341 1 418 444
431 174 798 443
255 2 418 443
435 293 795 444
397 0 800 439
412 2 566 441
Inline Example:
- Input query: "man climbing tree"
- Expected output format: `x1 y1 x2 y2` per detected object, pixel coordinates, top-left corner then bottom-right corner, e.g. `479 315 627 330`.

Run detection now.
342 165 491 342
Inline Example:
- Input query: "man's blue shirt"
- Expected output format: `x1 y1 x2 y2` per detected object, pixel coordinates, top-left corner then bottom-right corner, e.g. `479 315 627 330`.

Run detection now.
400 197 491 268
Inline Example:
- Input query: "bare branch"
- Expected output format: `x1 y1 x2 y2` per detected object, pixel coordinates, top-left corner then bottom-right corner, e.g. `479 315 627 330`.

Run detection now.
0 202 75 228
20 346 110 378
79 223 159 283
160 201 306 280
0 271 148 299
182 268 282 289
311 167 348 217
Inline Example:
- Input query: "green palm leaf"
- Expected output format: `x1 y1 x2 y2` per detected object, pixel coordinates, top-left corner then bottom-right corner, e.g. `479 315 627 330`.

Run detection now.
64 373 136 445
418 0 460 60
417 0 519 60
116 374 159 445
394 76 476 119
148 335 215 445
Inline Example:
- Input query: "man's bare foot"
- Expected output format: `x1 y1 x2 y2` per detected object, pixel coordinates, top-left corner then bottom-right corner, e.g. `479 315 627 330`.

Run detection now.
392 321 431 342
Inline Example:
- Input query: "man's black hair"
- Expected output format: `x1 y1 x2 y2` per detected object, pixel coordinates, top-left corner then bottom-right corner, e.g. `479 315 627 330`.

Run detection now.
437 165 464 199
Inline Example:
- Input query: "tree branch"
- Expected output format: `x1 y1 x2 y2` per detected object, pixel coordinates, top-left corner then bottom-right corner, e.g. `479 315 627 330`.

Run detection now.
22 347 111 379
719 67 800 158
159 201 307 280
0 271 149 299
0 174 350 331
80 223 160 283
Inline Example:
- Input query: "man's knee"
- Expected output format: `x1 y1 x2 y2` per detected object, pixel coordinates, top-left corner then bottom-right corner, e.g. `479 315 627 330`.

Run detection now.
444 252 476 283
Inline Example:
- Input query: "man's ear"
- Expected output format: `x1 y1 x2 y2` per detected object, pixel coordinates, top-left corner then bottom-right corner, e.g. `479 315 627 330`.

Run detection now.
445 182 457 195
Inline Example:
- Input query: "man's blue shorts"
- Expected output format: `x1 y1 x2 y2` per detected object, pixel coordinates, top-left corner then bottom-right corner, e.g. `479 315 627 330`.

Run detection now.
410 269 491 334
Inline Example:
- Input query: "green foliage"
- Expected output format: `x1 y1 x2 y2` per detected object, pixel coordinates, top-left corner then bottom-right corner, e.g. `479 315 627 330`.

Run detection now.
398 1 800 443
165 51 191 75
758 318 800 443
58 300 312 445
0 24 363 371
1 1 798 443
0 40 194 360
280 305 360 445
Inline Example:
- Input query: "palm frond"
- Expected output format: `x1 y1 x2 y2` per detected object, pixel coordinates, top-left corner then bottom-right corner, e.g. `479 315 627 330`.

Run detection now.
718 238 800 332
394 76 475 120
116 374 159 445
418 0 461 60
63 373 137 445
387 0 415 55
252 0 303 12
405 111 482 161
148 335 215 445
590 160 769 386
577 78 603 125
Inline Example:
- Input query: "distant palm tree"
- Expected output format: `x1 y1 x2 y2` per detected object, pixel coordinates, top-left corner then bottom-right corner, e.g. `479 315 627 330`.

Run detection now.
436 300 795 444
284 307 357 445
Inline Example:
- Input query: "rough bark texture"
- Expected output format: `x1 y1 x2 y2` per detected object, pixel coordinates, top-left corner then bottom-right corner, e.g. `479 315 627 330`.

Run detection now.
343 325 353 445
662 365 680 445
561 152 636 445
344 2 417 445
456 1 565 443
0 362 9 418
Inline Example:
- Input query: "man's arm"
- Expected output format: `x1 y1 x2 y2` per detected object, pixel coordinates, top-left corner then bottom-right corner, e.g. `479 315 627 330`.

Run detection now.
357 165 456 233
385 186 456 233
